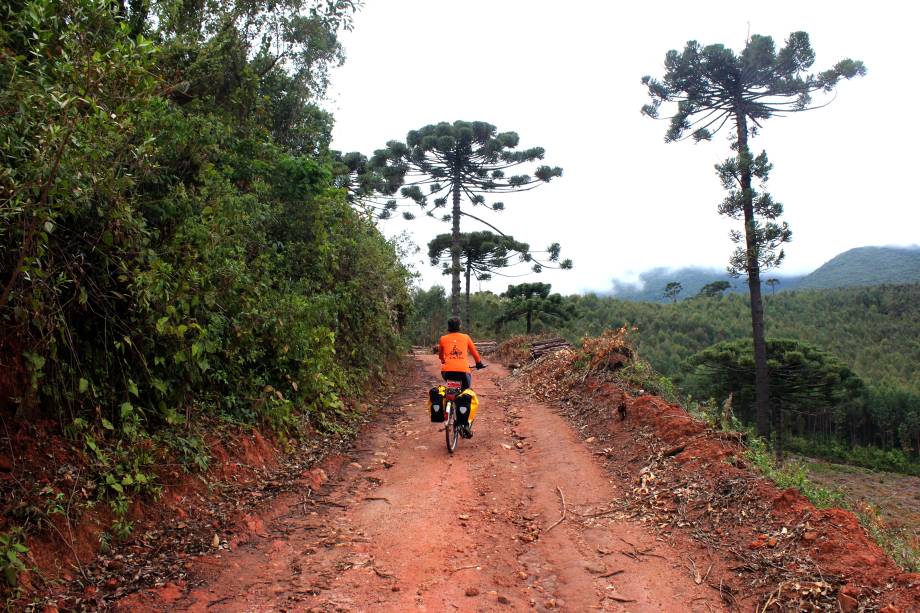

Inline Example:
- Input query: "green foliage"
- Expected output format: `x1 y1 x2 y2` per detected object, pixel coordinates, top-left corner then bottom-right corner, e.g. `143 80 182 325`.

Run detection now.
685 338 866 436
788 437 920 476
428 231 529 280
366 120 563 316
744 435 846 509
697 281 731 298
405 286 449 346
641 32 865 143
558 285 920 463
663 282 683 303
445 284 920 465
0 529 29 587
642 31 865 439
0 0 411 548
496 283 574 334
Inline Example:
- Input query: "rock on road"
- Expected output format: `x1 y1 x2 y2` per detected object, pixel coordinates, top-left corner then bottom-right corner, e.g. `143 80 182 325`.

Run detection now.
122 354 724 612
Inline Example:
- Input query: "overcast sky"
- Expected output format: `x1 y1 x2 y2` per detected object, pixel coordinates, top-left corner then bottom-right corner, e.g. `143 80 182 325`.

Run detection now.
326 0 918 296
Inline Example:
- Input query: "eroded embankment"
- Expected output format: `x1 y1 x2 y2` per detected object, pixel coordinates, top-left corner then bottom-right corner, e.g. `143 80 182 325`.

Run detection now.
0 375 403 610
503 342 919 612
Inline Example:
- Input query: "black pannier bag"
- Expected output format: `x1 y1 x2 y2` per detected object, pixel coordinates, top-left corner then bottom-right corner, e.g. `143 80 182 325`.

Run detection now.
429 386 445 422
454 391 472 426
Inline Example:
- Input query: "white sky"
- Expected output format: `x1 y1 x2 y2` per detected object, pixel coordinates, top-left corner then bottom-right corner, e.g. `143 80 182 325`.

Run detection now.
327 0 919 295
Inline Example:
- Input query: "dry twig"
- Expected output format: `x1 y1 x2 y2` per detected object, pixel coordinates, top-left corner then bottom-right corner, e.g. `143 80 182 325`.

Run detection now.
545 485 567 532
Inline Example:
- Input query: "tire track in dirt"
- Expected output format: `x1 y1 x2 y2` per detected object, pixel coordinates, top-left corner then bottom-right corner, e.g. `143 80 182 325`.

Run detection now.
120 354 724 612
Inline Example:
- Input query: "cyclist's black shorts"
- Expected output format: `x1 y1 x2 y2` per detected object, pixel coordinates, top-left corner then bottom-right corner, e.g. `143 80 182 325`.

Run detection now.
442 371 471 391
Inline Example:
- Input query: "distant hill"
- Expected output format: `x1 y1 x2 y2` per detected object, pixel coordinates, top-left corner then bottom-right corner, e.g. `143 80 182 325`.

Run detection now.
608 267 803 302
608 245 920 302
797 246 920 290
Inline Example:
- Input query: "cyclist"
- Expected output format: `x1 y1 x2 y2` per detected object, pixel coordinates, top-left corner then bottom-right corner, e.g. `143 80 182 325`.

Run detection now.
438 317 485 437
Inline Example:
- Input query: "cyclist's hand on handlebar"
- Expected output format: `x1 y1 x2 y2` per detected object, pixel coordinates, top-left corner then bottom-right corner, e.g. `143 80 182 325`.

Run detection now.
475 362 487 370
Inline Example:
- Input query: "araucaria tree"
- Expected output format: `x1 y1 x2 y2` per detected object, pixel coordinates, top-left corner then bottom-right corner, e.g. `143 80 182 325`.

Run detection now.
642 32 864 444
664 282 683 303
369 121 563 318
496 283 573 334
428 232 572 327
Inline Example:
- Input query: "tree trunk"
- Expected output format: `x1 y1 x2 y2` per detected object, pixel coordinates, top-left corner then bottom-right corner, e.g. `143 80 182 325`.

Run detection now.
526 309 532 334
464 259 472 330
450 182 462 318
735 113 773 450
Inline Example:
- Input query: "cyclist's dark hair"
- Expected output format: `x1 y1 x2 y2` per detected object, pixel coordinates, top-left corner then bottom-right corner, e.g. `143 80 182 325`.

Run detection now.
447 317 461 333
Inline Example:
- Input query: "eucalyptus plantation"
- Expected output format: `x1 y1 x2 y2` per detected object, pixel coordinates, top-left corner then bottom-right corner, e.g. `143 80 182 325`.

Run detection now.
369 121 563 318
642 32 865 448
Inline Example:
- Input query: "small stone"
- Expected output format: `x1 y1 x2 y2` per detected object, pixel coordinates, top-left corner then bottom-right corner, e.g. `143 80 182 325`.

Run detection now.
211 533 220 548
802 531 818 541
303 468 328 490
767 537 778 547
465 587 479 597
349 462 362 469
497 594 511 604
585 437 596 443
879 606 901 613
391 586 401 592
545 599 557 609
518 571 528 580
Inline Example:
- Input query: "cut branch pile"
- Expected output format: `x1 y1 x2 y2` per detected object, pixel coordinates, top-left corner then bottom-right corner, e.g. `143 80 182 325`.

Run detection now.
581 327 634 372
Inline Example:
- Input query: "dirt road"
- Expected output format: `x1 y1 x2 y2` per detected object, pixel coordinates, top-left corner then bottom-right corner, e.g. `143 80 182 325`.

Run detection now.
123 354 724 612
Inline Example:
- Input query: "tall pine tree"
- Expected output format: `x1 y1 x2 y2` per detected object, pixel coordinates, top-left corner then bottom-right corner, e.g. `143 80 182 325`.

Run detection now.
642 32 864 448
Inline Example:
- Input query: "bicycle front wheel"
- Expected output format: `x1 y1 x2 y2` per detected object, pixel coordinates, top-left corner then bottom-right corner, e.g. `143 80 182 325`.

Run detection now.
445 400 459 453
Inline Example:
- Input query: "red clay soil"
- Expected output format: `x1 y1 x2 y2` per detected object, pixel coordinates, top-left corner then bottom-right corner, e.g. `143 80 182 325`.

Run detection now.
0 414 339 608
117 355 727 612
9 352 918 611
517 354 920 612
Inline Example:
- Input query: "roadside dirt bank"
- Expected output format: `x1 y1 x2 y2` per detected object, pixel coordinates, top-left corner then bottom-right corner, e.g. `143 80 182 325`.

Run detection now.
513 346 919 612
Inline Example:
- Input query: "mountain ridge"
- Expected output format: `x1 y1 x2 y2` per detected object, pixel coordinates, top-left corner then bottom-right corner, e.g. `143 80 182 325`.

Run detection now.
607 245 919 302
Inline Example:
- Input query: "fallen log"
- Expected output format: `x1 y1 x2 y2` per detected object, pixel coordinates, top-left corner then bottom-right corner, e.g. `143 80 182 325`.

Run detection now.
530 337 574 359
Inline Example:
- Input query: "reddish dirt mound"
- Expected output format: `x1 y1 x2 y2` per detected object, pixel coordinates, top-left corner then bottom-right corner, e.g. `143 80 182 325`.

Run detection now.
0 415 343 609
515 352 920 611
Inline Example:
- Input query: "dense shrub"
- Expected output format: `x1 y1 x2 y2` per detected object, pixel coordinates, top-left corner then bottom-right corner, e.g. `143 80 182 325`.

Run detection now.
1 0 410 440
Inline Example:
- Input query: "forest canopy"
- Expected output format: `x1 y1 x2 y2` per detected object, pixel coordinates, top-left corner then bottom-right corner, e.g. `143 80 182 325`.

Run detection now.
408 283 920 464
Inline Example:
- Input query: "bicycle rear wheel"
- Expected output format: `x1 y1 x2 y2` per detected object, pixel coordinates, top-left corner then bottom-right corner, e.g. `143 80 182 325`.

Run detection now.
445 400 459 453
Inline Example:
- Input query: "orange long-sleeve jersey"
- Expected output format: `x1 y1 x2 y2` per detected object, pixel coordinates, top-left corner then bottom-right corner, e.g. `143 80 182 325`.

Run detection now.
438 332 482 373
